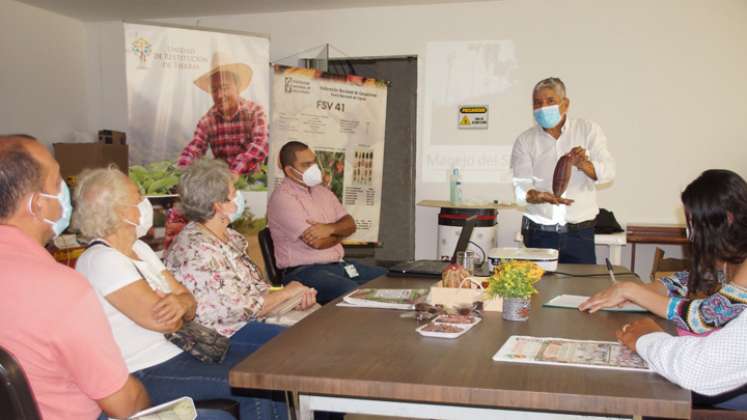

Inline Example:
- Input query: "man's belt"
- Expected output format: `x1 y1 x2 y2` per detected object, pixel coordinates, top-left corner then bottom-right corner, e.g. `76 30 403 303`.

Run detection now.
522 217 596 234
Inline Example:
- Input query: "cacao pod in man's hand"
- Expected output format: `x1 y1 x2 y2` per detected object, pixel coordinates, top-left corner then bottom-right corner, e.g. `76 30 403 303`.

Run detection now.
552 154 573 197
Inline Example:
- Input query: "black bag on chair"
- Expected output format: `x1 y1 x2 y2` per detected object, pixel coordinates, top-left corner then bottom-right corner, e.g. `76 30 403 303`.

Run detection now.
165 321 230 364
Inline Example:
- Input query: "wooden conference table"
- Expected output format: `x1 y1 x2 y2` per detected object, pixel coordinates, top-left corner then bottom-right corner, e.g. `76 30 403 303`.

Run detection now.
230 265 691 419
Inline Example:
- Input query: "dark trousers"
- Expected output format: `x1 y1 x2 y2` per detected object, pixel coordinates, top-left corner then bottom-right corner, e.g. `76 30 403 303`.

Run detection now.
282 260 387 304
694 384 747 410
522 219 596 264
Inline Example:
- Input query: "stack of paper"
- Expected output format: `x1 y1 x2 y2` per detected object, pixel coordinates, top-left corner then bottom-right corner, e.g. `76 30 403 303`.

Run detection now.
264 303 321 326
265 287 305 317
263 287 321 326
342 288 429 310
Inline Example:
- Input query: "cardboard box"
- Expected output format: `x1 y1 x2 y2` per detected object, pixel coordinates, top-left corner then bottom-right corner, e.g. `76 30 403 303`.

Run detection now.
53 143 129 183
98 130 127 145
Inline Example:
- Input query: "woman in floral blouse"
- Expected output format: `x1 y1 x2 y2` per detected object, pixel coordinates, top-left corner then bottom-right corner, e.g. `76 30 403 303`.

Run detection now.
165 159 317 351
579 169 747 335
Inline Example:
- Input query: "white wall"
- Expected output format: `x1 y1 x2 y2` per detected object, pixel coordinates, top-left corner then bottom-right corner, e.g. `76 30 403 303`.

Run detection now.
0 0 89 146
84 0 747 276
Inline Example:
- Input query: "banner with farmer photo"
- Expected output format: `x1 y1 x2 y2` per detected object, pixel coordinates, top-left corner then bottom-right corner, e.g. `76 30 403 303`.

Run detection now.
123 22 270 218
268 65 388 243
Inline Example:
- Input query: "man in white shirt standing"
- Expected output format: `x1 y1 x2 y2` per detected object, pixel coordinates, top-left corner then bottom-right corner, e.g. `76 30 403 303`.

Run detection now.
511 77 615 263
619 316 747 410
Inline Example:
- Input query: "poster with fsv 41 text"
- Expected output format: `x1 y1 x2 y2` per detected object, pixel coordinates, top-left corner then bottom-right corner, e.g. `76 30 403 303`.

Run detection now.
269 65 388 243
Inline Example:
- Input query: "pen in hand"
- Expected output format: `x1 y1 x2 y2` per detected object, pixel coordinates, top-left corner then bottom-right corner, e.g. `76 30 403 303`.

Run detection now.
605 258 618 284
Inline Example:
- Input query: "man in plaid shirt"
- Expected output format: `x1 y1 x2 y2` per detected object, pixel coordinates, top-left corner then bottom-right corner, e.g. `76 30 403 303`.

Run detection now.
178 52 268 175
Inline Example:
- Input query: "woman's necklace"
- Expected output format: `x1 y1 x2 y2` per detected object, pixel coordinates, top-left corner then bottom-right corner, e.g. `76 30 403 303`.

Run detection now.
198 222 228 243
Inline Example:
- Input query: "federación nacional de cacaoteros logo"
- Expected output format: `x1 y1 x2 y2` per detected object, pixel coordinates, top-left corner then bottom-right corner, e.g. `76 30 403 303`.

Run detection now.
131 37 152 68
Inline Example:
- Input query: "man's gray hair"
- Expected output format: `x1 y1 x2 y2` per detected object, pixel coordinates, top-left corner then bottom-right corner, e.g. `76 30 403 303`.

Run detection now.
72 166 132 239
0 135 43 220
533 77 566 99
177 159 232 222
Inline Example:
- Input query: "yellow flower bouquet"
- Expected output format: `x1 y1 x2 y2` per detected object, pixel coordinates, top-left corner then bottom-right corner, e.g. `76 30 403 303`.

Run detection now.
486 260 544 299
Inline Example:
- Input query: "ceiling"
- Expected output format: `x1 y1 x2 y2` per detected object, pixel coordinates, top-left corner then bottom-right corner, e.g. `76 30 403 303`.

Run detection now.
14 0 491 22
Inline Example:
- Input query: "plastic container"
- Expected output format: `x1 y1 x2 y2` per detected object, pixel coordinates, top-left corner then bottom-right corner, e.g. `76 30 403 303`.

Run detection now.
437 207 497 262
449 168 463 204
488 247 559 272
416 316 481 339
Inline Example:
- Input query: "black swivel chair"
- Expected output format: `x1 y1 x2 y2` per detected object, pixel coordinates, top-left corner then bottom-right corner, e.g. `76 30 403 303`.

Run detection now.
0 346 41 420
258 227 282 286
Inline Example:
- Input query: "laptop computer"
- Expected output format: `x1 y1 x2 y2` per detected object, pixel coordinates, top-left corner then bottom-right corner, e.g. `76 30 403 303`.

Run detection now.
389 216 489 277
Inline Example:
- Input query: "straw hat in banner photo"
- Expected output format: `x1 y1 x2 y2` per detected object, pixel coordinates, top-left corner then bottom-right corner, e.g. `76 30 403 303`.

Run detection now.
194 51 254 93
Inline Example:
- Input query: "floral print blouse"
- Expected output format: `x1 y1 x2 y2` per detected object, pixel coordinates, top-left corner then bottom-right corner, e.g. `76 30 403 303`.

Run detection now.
165 222 268 337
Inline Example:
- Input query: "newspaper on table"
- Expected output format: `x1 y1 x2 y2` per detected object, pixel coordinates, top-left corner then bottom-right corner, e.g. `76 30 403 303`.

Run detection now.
341 288 429 310
493 336 650 372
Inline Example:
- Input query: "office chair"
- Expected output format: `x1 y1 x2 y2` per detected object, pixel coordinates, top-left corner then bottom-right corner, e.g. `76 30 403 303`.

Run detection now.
0 346 41 420
258 227 282 286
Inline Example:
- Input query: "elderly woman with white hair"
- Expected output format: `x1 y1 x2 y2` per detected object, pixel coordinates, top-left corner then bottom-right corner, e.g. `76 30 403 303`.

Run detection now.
165 159 317 351
73 166 288 420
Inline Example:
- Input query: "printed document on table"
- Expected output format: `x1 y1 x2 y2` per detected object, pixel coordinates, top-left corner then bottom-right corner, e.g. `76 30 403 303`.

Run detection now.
493 336 650 372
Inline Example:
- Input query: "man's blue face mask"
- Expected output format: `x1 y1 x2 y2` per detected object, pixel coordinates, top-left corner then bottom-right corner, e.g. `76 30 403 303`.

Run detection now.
534 104 562 129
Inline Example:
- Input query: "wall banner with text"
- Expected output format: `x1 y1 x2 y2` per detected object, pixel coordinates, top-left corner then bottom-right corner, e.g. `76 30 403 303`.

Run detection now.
124 23 270 204
269 65 388 243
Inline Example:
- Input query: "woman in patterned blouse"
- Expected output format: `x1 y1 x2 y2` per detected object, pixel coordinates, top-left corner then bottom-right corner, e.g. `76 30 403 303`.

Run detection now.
580 169 747 335
165 159 317 351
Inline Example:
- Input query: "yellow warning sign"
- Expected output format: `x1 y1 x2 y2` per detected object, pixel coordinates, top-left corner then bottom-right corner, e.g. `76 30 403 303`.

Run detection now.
458 104 488 129
459 106 488 114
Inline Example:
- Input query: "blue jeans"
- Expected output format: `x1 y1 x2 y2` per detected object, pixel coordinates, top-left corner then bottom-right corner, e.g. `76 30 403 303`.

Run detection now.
198 409 238 420
229 321 286 354
694 385 747 410
282 260 387 304
522 224 596 264
133 322 288 420
717 393 747 410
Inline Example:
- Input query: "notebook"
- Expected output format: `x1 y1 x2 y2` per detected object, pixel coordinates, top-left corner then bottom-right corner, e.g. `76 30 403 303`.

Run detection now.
544 294 647 312
388 216 489 277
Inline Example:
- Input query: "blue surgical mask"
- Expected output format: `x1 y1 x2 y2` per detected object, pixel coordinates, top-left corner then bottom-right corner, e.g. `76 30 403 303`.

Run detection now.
229 192 245 223
32 180 72 237
534 105 562 129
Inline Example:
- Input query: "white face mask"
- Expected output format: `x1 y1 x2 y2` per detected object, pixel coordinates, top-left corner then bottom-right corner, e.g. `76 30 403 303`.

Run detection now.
125 198 154 238
227 192 245 223
29 179 73 238
292 164 323 187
